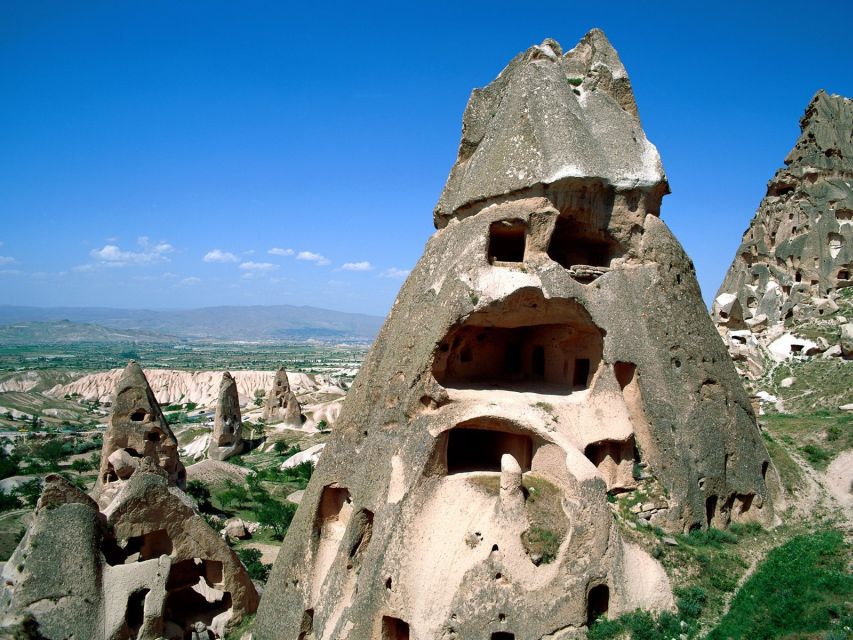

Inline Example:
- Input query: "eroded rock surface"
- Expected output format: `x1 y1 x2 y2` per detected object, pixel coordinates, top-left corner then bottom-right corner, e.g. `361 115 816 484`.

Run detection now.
254 30 775 640
714 91 853 375
95 361 186 509
2 365 259 639
263 366 302 426
208 372 245 461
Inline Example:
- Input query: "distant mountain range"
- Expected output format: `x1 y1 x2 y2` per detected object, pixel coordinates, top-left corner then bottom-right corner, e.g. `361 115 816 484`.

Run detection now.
0 305 384 342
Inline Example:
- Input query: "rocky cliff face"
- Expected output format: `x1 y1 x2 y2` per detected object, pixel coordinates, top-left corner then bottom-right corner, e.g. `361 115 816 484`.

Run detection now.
254 30 775 640
714 92 853 375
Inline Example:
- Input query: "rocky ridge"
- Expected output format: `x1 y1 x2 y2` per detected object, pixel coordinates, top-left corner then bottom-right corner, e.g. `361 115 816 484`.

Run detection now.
714 91 853 376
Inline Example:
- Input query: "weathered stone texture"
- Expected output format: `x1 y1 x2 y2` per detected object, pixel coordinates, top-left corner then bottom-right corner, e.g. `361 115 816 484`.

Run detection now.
714 91 853 372
254 30 775 640
208 372 245 461
262 366 302 426
95 361 186 508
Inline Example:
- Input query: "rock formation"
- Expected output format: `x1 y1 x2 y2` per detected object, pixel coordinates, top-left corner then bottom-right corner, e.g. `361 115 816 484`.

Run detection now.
208 372 245 461
95 360 186 509
714 91 853 376
263 366 302 426
253 31 776 639
2 470 259 639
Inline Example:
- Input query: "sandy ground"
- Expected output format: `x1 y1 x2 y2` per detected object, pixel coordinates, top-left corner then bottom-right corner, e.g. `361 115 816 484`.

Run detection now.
244 542 281 565
185 459 251 487
824 449 853 523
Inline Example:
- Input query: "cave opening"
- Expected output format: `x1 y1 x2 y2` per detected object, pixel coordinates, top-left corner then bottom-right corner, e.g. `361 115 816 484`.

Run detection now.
587 584 609 625
432 291 603 393
488 219 526 264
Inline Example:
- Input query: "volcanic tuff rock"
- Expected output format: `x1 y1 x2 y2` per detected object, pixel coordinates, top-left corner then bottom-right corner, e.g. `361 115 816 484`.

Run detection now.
263 366 302 426
254 30 776 639
46 367 336 406
94 361 186 509
1 470 259 639
2 366 260 639
208 372 245 461
714 91 853 375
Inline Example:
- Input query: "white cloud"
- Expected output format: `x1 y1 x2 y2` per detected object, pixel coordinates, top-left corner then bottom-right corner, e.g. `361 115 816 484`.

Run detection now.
341 261 373 271
380 267 410 279
0 269 23 276
203 249 239 263
268 247 294 256
179 276 202 286
239 261 277 271
0 256 15 265
296 250 330 266
89 236 174 266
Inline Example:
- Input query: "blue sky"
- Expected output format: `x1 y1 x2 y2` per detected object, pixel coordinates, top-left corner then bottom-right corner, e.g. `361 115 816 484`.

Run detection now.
1 1 851 316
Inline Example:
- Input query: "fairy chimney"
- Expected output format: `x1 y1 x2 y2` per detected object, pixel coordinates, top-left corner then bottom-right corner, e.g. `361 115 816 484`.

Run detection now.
263 366 302 426
95 361 186 509
208 372 245 461
253 30 776 639
714 91 853 375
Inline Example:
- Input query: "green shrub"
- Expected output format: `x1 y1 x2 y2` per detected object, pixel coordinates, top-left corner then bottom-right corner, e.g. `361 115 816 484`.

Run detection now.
186 480 213 511
257 499 297 539
675 585 706 619
520 527 559 564
0 489 20 511
801 443 832 468
236 547 271 582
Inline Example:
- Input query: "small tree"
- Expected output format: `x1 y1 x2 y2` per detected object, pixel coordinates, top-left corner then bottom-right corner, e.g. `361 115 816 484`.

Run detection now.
186 480 213 511
236 547 271 582
257 499 297 539
253 389 266 407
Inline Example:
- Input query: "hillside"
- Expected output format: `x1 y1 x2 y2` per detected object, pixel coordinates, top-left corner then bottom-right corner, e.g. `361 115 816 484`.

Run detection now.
0 304 384 342
0 320 178 345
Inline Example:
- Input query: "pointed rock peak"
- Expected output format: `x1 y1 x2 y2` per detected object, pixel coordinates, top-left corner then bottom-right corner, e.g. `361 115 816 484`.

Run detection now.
221 371 236 386
564 28 637 117
434 29 665 227
95 360 185 507
118 359 147 385
784 90 852 172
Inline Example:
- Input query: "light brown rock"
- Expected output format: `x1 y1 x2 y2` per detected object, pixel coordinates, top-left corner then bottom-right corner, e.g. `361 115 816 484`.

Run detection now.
262 366 302 426
714 91 853 373
254 30 774 640
209 372 245 461
95 361 186 509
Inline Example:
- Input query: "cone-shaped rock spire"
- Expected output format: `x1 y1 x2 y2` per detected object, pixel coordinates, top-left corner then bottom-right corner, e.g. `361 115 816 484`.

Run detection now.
95 361 186 508
714 91 853 374
209 372 245 461
263 366 302 426
254 30 775 639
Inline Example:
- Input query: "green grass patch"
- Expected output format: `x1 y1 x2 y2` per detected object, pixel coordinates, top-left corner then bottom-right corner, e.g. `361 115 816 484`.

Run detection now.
709 529 853 639
762 411 852 471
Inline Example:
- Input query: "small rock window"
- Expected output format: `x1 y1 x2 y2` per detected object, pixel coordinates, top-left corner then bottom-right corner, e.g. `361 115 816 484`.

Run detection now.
130 409 147 422
838 269 850 281
491 633 515 640
488 219 526 264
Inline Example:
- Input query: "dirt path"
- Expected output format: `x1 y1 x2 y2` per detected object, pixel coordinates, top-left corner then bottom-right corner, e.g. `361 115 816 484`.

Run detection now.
824 449 853 527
